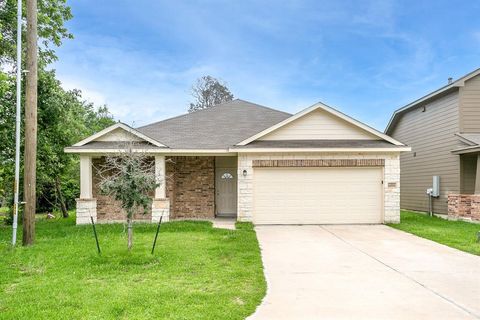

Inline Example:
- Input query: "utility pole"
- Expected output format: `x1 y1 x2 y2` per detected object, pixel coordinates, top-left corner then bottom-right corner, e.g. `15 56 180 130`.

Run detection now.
12 0 22 246
23 0 38 246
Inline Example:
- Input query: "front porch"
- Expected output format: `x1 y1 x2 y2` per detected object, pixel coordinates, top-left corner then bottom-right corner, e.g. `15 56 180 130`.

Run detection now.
76 155 238 224
448 153 480 221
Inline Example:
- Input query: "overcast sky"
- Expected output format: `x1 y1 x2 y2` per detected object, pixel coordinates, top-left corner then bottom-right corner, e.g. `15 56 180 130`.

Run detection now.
52 0 480 129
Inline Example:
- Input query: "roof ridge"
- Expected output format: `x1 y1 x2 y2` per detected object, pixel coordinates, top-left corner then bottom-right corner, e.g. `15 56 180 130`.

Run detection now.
233 98 292 116
136 99 290 130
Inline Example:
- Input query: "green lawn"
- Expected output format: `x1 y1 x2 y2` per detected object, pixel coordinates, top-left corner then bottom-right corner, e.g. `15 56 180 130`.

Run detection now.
389 210 480 256
0 214 266 320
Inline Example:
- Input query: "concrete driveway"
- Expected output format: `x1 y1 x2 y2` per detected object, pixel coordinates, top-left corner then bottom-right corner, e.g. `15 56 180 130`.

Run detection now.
248 225 480 320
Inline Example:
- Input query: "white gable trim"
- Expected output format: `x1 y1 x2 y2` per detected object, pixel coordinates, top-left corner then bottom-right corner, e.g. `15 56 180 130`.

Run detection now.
237 102 405 146
72 123 167 147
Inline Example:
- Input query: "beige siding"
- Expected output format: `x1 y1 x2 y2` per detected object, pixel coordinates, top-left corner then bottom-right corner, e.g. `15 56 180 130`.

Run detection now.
260 109 379 140
95 128 143 142
459 74 480 132
390 91 461 214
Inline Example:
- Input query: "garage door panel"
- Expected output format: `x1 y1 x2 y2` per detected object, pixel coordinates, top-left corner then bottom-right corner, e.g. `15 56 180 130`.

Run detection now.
253 167 383 224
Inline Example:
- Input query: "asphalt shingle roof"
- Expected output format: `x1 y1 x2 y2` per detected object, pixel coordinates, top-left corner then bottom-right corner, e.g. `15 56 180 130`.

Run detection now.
230 140 398 149
71 141 166 149
136 99 292 149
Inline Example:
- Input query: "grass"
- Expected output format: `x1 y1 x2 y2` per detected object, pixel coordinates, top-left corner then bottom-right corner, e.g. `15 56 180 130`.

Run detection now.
0 214 266 320
389 210 480 256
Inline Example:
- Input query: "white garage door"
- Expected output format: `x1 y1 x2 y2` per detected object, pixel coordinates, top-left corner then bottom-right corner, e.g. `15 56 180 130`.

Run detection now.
253 167 383 224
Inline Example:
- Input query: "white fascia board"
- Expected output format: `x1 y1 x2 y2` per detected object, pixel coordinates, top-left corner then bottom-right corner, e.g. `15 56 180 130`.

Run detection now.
451 146 480 155
454 133 479 146
72 123 166 147
236 102 406 146
231 147 411 153
64 147 233 155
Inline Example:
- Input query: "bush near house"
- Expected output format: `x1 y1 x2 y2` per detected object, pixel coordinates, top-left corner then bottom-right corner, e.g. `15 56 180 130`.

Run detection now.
0 214 266 320
389 210 480 256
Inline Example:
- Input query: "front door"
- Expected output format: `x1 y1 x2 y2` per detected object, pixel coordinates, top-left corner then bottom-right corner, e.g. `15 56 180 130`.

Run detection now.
215 168 237 217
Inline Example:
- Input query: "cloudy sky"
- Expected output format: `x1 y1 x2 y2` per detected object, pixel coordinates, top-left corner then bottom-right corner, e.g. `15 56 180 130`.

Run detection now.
52 0 480 129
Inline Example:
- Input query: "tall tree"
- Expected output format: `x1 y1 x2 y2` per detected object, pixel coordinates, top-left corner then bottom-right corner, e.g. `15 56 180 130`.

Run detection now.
188 75 234 112
23 0 38 245
0 0 114 224
0 0 73 68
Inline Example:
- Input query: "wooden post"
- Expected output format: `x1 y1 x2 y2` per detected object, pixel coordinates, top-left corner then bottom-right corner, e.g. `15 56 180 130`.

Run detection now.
23 0 38 246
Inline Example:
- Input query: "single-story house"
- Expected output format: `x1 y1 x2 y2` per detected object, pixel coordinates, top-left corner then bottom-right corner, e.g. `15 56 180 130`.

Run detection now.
65 99 410 225
386 68 480 220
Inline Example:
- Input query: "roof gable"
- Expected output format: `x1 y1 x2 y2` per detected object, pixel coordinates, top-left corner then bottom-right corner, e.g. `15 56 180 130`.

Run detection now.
237 102 404 146
385 67 480 134
73 123 166 147
258 108 379 141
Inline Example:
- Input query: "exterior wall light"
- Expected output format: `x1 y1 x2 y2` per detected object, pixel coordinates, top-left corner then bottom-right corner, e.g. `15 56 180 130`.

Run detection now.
242 169 247 177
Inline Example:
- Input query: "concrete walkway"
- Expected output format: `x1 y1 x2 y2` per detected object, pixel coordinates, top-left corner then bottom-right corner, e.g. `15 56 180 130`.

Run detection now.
211 217 236 230
249 225 480 320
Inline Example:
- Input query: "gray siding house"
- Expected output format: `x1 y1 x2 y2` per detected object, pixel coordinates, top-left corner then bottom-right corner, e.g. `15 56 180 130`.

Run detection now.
386 68 480 220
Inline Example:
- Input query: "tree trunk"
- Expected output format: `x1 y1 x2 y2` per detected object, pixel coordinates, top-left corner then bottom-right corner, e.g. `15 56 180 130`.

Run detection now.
55 177 68 218
127 217 133 251
23 0 38 246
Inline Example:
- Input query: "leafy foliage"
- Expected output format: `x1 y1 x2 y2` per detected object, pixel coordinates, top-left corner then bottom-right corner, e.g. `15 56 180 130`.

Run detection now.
0 0 73 68
0 69 115 219
0 0 115 219
188 75 234 112
97 150 158 219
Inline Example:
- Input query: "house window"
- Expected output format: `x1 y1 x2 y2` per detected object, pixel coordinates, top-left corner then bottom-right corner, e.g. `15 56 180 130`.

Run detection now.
221 173 233 179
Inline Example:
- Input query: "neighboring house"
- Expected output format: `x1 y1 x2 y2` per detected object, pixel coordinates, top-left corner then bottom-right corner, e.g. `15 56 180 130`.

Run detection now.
386 68 480 221
65 99 409 225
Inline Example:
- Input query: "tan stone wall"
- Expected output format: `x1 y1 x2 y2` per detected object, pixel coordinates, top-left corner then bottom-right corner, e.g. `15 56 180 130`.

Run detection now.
92 157 154 221
166 156 215 219
238 152 401 224
448 194 480 221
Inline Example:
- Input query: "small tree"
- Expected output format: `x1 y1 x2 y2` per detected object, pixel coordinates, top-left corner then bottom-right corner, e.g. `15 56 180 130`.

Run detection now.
188 75 234 112
95 144 160 250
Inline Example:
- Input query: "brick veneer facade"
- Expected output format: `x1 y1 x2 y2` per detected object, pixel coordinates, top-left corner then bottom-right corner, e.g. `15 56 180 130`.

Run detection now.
448 194 480 221
166 156 215 219
92 157 154 221
92 156 215 222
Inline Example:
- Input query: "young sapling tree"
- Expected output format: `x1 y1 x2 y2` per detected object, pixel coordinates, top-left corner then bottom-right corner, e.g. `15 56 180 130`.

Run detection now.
95 143 161 250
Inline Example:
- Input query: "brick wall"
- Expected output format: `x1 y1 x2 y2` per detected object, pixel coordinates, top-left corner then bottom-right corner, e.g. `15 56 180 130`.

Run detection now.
92 157 154 221
166 156 215 219
238 152 401 224
448 194 480 221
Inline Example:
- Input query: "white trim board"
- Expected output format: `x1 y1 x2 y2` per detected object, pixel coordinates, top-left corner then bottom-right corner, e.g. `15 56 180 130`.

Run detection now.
72 122 166 148
236 102 406 146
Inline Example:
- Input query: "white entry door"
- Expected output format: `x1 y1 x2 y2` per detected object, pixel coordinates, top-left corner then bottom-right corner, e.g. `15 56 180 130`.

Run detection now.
215 168 237 217
253 167 383 224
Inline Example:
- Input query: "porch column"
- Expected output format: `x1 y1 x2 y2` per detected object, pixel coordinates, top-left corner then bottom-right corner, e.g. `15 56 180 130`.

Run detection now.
152 155 170 223
475 154 480 194
76 155 96 225
155 155 166 198
80 155 93 198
